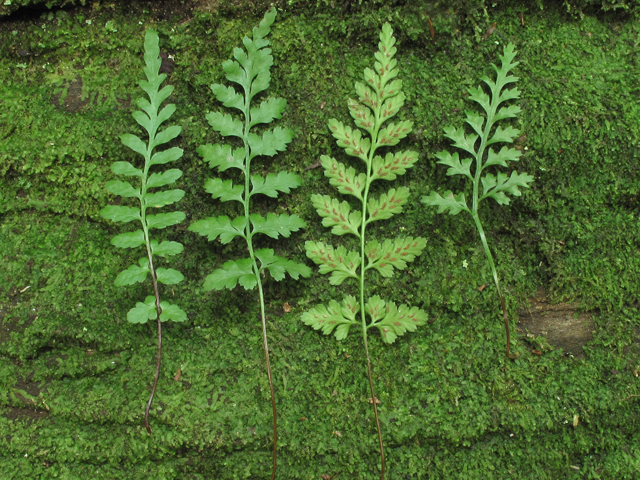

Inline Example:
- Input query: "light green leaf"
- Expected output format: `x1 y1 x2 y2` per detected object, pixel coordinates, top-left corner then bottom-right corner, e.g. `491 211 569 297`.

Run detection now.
365 236 427 277
197 144 245 172
206 111 244 138
211 83 244 110
106 180 140 198
146 211 185 230
115 257 150 286
248 126 293 158
121 133 147 157
484 146 522 169
151 240 183 257
305 241 360 285
443 125 478 156
250 69 272 99
150 147 183 166
144 189 185 208
152 125 181 149
467 85 491 116
434 150 473 180
366 187 409 223
311 194 361 237
159 301 187 322
493 104 521 122
250 213 306 239
302 295 359 340
203 258 256 291
377 120 412 147
156 268 184 285
127 296 157 324
188 215 247 244
204 178 244 203
250 97 287 127
251 171 301 198
498 86 521 104
111 161 142 177
421 190 469 215
367 297 427 344
111 230 145 249
379 90 405 121
254 248 311 281
487 125 520 146
480 170 534 205
147 169 182 188
320 156 366 200
371 150 419 182
222 59 247 88
328 119 370 161
100 205 141 223
348 98 375 134
465 111 484 136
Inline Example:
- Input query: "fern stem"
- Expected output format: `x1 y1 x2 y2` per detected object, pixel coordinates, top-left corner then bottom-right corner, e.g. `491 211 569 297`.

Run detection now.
242 102 278 480
470 211 516 359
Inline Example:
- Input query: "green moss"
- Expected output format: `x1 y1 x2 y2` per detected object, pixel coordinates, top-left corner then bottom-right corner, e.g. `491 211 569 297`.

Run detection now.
1 1 640 478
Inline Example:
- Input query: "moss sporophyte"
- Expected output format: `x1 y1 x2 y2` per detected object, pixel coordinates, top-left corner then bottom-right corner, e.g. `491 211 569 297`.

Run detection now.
187 8 311 479
302 23 427 479
421 44 533 359
99 29 187 433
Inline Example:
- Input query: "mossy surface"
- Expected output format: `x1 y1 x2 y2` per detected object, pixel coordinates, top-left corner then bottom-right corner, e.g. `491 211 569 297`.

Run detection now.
1 1 640 478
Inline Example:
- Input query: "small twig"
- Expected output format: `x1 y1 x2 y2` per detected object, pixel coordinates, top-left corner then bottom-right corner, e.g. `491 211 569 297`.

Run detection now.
620 394 640 401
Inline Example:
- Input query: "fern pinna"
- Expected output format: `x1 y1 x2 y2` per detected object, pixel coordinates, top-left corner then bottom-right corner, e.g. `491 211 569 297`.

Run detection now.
421 44 533 359
100 29 187 434
302 23 427 478
188 9 310 479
